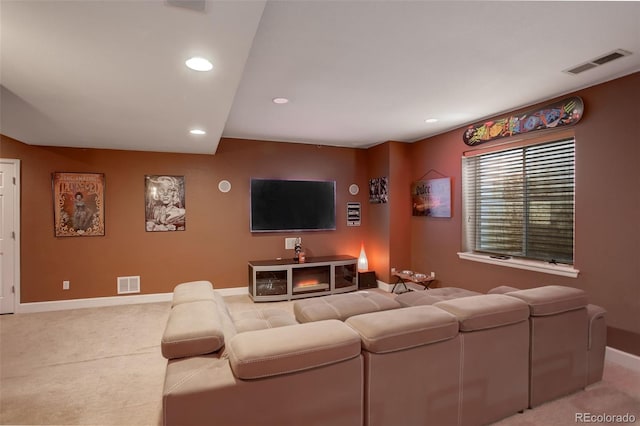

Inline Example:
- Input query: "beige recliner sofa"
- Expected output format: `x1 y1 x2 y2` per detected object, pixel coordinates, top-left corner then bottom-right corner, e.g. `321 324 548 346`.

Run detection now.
161 281 607 426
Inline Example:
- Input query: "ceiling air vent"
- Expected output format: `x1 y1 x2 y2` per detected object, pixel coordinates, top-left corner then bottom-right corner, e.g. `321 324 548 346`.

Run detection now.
564 49 632 75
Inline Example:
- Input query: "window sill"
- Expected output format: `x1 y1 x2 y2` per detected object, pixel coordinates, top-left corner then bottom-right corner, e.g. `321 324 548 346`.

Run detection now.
457 252 579 278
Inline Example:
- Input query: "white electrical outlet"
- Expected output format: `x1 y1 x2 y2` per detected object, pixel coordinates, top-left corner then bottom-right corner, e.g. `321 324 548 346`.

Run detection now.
430 272 435 279
63 280 70 290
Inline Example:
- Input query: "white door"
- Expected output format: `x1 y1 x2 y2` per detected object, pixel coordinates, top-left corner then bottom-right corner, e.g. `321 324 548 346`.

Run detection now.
0 159 19 314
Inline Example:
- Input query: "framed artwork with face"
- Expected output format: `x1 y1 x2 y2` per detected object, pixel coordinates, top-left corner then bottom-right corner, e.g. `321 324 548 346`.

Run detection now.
144 175 186 232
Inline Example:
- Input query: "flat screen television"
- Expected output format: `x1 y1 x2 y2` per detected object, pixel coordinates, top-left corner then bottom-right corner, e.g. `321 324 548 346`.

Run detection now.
250 179 336 232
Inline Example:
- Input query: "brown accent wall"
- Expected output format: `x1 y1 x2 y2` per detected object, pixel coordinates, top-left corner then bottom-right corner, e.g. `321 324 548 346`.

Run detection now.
364 143 391 280
388 142 412 283
2 73 638 354
362 141 412 284
1 137 370 302
407 72 640 354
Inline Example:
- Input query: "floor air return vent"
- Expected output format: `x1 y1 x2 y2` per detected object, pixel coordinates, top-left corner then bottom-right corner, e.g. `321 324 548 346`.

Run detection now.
118 276 141 294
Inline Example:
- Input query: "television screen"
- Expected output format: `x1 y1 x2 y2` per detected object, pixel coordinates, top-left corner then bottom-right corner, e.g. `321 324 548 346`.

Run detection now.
250 179 336 232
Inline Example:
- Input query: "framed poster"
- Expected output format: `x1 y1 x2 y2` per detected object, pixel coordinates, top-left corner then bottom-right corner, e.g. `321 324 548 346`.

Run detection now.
411 177 451 217
145 175 186 232
369 177 388 204
52 172 105 237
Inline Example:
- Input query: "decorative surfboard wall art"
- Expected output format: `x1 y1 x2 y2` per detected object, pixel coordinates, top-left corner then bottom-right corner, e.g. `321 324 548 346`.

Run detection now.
463 96 584 146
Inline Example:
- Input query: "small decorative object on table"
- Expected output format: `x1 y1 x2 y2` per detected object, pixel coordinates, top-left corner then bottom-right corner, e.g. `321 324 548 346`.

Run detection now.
391 268 435 294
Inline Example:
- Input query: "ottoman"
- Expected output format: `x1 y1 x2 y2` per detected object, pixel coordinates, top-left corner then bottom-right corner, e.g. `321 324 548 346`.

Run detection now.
294 291 401 323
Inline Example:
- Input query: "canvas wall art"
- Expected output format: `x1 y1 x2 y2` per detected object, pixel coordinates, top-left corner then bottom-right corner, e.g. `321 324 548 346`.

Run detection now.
369 177 388 204
52 172 105 237
411 177 451 217
145 175 186 232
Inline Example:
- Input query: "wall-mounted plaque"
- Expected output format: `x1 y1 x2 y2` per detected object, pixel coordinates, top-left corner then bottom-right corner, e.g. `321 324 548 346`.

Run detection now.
347 202 361 226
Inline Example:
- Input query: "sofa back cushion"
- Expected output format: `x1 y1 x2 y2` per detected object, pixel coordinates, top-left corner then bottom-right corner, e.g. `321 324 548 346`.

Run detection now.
506 285 588 316
161 300 225 359
396 287 481 307
228 320 361 380
293 291 400 323
434 294 530 331
346 305 459 353
171 280 215 306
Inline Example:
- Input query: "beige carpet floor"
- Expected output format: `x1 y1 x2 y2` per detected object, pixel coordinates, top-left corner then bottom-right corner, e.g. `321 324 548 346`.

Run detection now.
1 295 638 426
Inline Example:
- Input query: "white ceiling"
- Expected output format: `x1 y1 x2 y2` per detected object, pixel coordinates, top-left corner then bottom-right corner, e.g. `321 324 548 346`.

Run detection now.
2 1 639 154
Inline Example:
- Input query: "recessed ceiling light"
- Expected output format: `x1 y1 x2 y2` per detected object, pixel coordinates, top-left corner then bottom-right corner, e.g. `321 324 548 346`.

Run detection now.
272 97 289 104
425 118 439 123
189 129 206 135
185 57 213 72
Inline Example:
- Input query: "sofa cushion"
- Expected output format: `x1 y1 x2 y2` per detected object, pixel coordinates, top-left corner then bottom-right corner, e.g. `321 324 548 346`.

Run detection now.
506 285 588 316
487 285 521 294
396 287 482 307
293 291 400 323
233 308 299 333
434 294 530 331
228 320 361 379
346 305 459 354
172 280 215 306
213 291 238 339
161 300 225 359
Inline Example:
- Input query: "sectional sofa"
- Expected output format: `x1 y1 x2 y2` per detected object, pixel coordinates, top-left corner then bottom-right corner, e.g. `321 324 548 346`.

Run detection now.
160 281 606 426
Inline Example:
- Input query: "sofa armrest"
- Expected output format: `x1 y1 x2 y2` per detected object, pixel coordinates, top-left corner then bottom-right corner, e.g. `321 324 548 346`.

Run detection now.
228 320 361 379
586 304 607 385
587 304 607 350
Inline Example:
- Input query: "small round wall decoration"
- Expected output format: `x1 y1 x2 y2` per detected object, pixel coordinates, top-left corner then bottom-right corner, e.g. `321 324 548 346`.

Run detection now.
349 184 359 195
218 180 231 193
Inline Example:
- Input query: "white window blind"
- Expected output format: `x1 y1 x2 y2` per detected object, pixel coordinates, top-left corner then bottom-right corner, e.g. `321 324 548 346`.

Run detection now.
462 138 575 264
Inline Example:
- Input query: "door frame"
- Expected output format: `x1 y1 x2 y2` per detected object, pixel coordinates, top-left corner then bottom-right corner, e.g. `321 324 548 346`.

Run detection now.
1 158 20 314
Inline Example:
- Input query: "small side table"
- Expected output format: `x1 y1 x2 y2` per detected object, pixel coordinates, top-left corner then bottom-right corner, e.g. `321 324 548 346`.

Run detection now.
391 272 435 294
358 271 377 289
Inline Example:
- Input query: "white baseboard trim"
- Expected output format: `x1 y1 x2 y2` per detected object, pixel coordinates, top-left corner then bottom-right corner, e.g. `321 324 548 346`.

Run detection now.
17 293 173 314
16 287 252 314
376 280 393 292
216 287 249 297
606 346 640 373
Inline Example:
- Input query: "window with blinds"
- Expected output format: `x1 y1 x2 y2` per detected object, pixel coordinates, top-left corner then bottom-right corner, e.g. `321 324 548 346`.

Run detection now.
462 138 575 264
